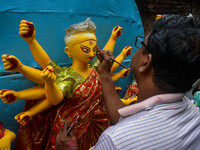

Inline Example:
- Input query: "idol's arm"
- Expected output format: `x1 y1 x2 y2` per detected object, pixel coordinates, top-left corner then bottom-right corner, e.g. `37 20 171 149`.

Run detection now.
45 82 63 105
111 68 129 82
2 54 44 84
0 129 16 150
103 26 123 53
19 20 50 69
15 99 52 125
111 46 132 72
0 85 45 104
41 66 63 105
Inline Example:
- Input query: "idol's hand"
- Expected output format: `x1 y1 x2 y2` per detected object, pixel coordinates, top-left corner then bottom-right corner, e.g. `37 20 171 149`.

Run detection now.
19 20 36 43
121 46 132 58
2 54 23 72
119 68 129 78
115 86 122 94
0 90 18 104
111 26 123 40
121 97 138 106
14 111 33 126
0 129 16 150
41 66 56 84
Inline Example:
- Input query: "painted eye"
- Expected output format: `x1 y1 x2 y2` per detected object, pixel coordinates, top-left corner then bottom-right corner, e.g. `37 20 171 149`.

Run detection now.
81 47 90 53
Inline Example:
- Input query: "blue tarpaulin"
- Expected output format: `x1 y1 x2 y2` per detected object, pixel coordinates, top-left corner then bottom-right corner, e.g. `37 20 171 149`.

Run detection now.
0 0 143 148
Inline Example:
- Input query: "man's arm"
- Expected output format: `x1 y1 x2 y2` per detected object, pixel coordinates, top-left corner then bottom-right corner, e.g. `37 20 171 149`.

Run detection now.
97 50 124 124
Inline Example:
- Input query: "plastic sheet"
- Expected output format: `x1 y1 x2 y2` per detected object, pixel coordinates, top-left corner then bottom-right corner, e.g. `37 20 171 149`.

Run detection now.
0 0 143 148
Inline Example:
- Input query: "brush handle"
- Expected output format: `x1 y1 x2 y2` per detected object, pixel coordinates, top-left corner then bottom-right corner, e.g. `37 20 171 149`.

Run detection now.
109 57 131 71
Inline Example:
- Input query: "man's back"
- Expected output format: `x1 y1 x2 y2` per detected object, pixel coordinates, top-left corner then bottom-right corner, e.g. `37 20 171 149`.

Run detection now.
95 96 200 150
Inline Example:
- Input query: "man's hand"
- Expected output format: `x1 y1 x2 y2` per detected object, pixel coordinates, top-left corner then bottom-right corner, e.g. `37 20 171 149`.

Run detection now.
41 66 56 84
2 54 23 72
0 90 18 104
111 26 123 41
56 122 78 150
19 20 36 43
96 50 115 76
97 50 123 124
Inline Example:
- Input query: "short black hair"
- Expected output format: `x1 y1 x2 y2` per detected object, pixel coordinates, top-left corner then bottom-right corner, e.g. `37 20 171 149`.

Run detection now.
147 15 200 93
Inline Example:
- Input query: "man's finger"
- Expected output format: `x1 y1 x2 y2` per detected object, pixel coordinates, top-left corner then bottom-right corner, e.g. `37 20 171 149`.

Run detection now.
96 49 103 62
63 121 68 132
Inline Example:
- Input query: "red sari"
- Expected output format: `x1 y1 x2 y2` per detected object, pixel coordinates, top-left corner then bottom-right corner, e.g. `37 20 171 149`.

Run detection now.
124 81 138 100
15 70 110 150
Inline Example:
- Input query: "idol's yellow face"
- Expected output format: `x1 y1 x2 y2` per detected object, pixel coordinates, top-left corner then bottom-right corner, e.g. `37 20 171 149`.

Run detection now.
69 39 97 63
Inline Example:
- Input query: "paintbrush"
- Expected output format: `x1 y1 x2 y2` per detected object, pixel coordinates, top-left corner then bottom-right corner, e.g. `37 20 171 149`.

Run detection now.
67 114 81 136
109 57 131 71
95 46 131 71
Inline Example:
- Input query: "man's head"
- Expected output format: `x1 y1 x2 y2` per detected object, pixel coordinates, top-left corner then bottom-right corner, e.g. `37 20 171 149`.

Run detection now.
131 15 200 93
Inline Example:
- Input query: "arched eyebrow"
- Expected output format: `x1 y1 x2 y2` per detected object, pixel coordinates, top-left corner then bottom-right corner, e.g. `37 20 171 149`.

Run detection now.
80 44 90 49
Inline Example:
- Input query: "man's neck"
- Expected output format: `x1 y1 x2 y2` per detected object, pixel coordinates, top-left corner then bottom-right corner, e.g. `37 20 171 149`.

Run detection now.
137 79 165 103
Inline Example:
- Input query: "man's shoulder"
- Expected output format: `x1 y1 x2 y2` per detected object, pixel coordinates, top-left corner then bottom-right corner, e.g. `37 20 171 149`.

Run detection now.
102 114 144 138
97 99 200 149
96 114 151 149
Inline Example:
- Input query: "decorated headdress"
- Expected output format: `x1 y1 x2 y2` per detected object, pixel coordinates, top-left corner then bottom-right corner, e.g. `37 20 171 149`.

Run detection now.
64 18 97 46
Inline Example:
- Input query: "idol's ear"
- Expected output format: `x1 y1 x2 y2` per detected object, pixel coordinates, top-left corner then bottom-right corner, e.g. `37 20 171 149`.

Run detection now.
138 53 153 72
64 47 72 58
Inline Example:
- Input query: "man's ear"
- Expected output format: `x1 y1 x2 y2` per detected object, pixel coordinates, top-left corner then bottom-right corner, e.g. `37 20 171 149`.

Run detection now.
64 47 71 58
139 53 153 72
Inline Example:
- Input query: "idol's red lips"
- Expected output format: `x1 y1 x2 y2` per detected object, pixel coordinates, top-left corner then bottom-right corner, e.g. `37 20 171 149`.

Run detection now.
89 56 95 59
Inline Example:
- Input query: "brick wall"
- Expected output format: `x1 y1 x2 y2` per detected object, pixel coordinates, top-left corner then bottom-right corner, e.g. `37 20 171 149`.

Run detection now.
148 0 191 14
135 0 200 34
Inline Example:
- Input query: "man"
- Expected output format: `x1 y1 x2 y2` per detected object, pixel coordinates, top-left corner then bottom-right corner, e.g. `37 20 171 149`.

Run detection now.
94 15 200 149
56 15 200 149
